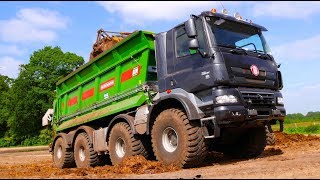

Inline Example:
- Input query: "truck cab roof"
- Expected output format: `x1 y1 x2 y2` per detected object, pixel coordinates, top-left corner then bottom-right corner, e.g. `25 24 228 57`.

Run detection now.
200 11 267 31
168 11 267 32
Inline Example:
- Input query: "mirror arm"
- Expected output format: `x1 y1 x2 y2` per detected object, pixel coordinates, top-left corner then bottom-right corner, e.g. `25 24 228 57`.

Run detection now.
197 50 207 58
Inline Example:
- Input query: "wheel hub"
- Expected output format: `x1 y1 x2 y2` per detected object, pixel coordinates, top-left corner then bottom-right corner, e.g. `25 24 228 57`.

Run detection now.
162 127 178 152
79 146 86 162
115 137 126 158
57 146 62 159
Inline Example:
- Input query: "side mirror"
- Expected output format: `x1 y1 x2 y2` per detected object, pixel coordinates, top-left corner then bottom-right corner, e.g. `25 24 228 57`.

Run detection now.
185 18 197 38
189 39 199 50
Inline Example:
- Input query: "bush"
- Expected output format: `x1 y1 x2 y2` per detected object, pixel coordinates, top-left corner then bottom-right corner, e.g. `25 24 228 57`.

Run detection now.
21 136 40 146
0 136 16 147
20 128 53 146
285 124 320 134
38 128 53 145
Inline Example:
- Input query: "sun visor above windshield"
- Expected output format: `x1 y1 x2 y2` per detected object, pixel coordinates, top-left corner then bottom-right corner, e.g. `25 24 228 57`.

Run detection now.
201 11 268 31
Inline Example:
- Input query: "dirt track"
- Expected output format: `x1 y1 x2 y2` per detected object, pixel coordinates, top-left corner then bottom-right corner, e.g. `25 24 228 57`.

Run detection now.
0 132 320 179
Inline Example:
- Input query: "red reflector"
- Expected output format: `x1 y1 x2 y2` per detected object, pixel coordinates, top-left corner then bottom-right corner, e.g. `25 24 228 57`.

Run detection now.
68 96 78 106
166 89 172 94
82 88 94 100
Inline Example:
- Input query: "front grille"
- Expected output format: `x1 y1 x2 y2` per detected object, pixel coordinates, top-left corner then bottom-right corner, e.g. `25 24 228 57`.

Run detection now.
230 67 275 87
240 91 275 107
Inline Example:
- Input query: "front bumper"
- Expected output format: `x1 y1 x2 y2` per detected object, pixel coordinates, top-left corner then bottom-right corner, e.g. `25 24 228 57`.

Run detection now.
214 105 285 125
208 87 286 126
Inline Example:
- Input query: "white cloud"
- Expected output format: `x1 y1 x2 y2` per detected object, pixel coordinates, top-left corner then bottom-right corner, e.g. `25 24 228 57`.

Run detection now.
0 56 23 79
272 34 320 62
283 83 320 114
253 1 320 19
97 1 241 24
0 44 26 56
17 8 68 29
0 8 69 43
96 1 320 25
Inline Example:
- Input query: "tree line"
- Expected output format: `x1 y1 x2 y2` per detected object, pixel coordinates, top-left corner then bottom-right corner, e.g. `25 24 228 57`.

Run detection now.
284 111 320 123
0 46 84 147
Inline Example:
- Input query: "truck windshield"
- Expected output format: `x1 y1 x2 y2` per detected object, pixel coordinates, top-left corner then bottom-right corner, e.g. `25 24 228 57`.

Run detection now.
206 17 272 55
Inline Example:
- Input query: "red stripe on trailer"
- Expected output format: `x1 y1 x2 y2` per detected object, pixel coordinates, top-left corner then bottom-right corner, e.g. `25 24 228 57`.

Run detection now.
121 66 141 82
68 96 78 106
82 88 94 100
100 78 115 92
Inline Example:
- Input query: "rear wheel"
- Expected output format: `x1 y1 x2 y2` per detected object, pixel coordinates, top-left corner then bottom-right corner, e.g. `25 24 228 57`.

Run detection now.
151 108 208 168
52 137 75 168
108 122 148 165
74 132 99 168
222 126 266 158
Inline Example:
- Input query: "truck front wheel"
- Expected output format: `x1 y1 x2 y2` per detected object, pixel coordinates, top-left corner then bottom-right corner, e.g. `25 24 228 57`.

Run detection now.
74 132 99 168
52 137 75 168
265 125 275 146
151 108 208 168
108 122 148 165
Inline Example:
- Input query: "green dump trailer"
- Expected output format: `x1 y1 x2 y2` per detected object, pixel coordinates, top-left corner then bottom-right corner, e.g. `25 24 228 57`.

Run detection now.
53 31 157 132
43 8 286 169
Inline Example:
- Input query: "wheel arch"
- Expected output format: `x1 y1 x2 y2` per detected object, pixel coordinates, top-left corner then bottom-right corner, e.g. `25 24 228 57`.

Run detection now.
106 114 135 142
146 94 202 135
51 132 69 153
69 126 95 149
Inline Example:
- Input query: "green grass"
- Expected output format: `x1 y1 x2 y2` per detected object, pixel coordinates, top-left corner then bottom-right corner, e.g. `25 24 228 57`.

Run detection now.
283 118 320 124
272 121 320 134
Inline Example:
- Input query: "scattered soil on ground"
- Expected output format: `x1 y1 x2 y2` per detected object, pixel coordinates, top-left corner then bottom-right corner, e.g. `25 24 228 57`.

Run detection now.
0 132 320 179
0 153 180 179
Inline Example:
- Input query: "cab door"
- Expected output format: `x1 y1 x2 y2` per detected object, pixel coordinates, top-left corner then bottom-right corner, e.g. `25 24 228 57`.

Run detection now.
172 24 213 93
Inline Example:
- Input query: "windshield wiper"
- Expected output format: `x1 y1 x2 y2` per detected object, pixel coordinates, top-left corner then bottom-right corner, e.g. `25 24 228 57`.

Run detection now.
218 44 248 55
247 49 272 60
239 43 257 52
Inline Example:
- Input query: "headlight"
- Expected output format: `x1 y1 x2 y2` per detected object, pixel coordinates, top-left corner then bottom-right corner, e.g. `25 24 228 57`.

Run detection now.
216 95 238 104
277 97 283 104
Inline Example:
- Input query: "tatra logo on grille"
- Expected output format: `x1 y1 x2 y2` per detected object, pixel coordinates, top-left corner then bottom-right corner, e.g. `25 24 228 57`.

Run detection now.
257 94 263 100
250 64 259 77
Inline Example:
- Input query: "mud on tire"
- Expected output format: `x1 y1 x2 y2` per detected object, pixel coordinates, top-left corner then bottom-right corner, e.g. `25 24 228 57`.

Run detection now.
108 122 148 165
74 132 99 168
151 108 208 168
52 137 76 168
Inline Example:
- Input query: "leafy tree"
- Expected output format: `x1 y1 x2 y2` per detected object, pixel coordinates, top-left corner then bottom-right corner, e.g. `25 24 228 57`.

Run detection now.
6 46 84 143
0 75 13 137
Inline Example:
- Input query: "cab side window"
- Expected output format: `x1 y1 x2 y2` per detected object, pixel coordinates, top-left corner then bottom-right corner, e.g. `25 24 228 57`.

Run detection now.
175 26 192 57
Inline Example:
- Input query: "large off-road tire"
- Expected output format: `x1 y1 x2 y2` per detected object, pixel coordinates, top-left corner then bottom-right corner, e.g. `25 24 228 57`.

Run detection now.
108 122 148 165
222 126 266 159
52 137 76 168
265 125 275 146
151 108 208 168
74 132 99 168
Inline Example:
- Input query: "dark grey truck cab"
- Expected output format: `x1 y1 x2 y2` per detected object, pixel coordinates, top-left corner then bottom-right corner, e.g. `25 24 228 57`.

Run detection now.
153 10 285 150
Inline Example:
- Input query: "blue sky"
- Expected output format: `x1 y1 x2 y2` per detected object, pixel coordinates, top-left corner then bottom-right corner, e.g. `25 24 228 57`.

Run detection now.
0 1 319 114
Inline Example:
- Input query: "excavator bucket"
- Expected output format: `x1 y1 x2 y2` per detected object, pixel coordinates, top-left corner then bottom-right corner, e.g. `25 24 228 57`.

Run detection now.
89 29 132 61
